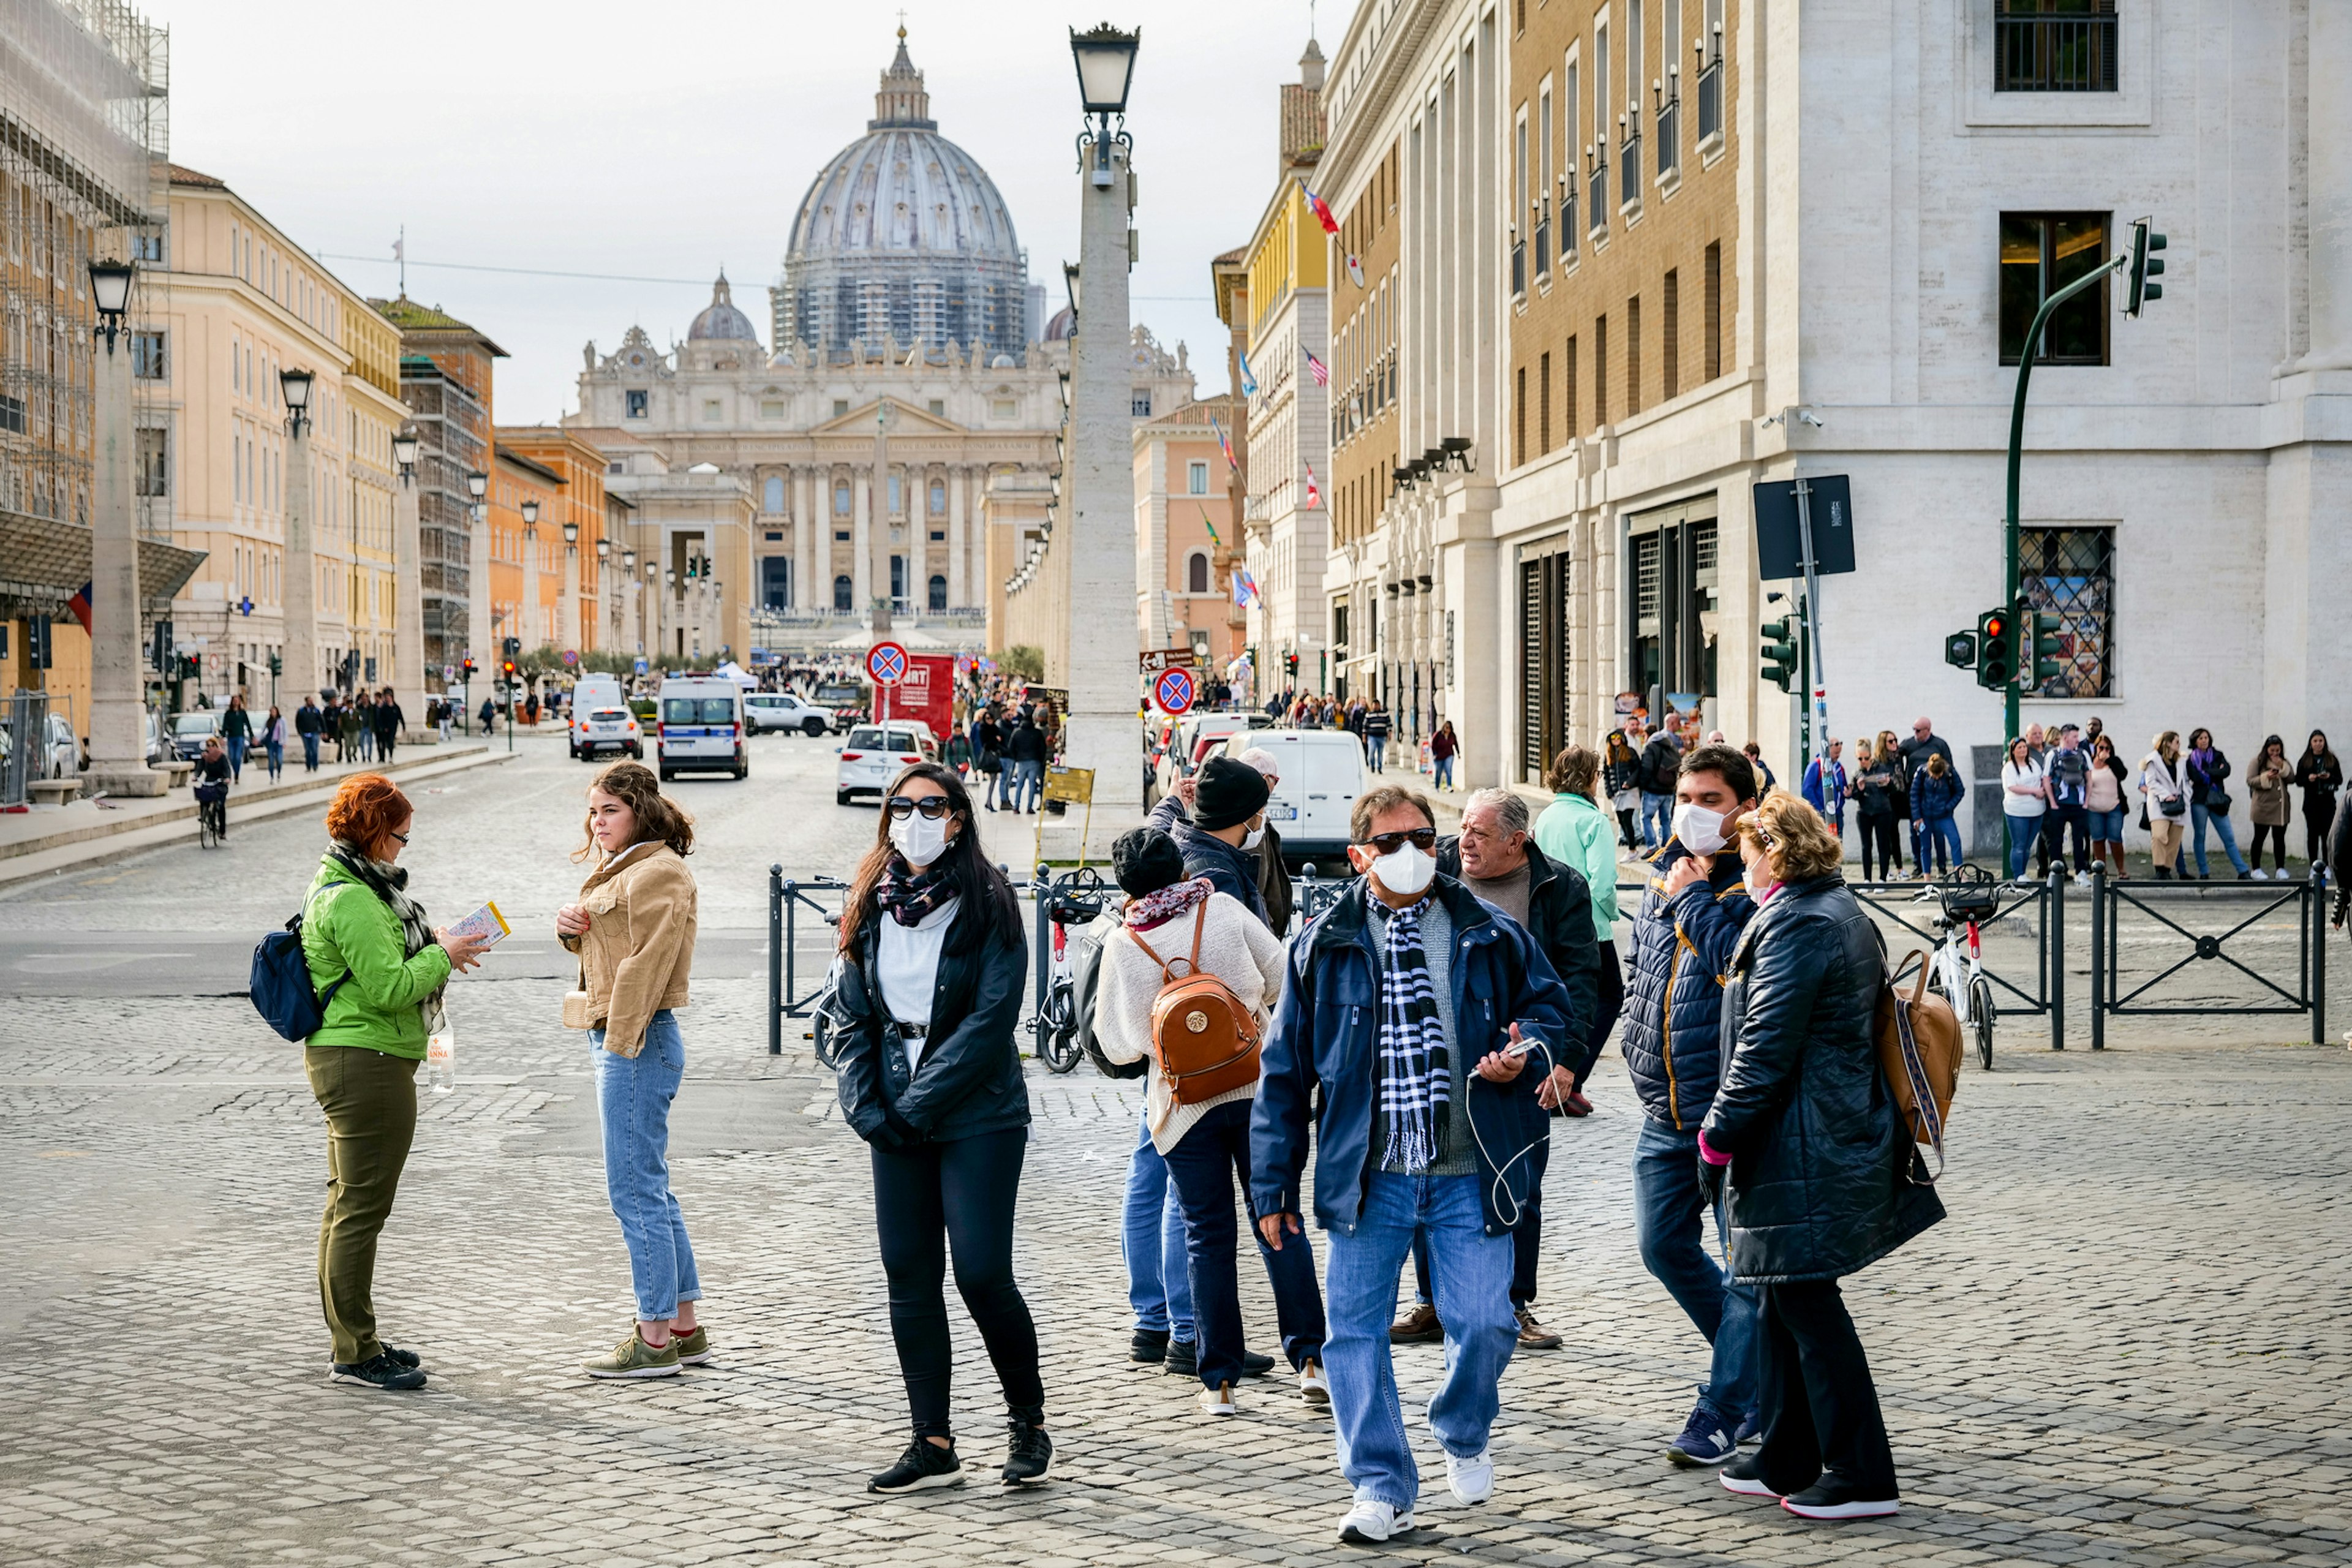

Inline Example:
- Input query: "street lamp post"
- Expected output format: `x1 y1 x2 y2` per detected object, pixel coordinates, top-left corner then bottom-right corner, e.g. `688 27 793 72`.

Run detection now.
622 547 640 658
466 470 490 677
84 256 164 794
391 426 428 739
279 367 320 705
520 499 541 654
1063 21 1145 813
560 518 582 655
596 535 612 647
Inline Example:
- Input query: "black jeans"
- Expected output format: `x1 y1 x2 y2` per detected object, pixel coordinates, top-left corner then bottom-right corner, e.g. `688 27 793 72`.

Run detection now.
2250 821 2289 869
2043 802 2090 873
2306 797 2337 866
1753 1279 1899 1500
1616 807 1639 851
1858 814 1901 881
870 1126 1044 1439
1161 1098 1326 1388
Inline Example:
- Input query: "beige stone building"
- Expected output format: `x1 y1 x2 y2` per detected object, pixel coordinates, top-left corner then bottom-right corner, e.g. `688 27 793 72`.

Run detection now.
1133 394 1246 673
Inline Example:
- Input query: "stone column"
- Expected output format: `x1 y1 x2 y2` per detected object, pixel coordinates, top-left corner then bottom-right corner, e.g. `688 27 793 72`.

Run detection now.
283 423 320 704
851 466 872 613
560 541 581 653
393 468 426 736
2306 0 2352 369
795 467 818 611
1065 128 1143 811
948 465 967 608
871 407 894 633
86 307 162 794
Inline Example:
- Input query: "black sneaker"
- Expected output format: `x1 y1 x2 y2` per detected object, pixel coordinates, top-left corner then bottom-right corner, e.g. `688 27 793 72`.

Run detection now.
1241 1349 1275 1378
382 1344 422 1370
1129 1327 1170 1365
330 1351 427 1391
1003 1415 1053 1487
1719 1455 1782 1499
868 1439 964 1494
1781 1474 1899 1520
1163 1339 1198 1378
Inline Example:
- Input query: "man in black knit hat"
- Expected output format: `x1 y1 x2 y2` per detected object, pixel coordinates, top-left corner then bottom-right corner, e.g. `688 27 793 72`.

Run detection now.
1145 754 1273 927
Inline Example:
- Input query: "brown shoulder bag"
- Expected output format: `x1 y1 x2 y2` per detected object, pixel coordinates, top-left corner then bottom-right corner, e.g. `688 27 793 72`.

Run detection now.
1875 948 1961 1181
1125 903 1262 1106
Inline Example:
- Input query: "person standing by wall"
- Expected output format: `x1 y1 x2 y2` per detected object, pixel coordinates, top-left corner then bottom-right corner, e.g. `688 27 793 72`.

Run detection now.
2247 735 2293 878
1605 726 1644 854
1703 793 1944 1521
1363 701 1392 774
1429 720 1457 792
556 763 706 1381
832 763 1050 1494
2000 739 2049 883
1799 740 1847 849
2140 731 2192 880
2294 731 2341 877
2084 734 2130 880
2184 728 2253 880
1850 742 1902 882
296 695 323 773
1897 718 1956 876
1912 755 1967 877
2043 725 2092 883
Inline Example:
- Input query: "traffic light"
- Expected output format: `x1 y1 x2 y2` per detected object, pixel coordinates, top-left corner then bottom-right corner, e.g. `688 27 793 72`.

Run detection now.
1760 616 1801 692
1943 630 1978 669
1975 605 2016 689
268 654 282 677
2027 610 2064 690
501 659 518 680
1285 650 1299 678
502 636 521 660
462 657 478 677
2126 217 2166 317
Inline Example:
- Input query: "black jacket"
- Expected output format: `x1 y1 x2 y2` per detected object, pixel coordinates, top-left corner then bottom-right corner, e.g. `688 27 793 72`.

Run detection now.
373 703 403 741
1005 721 1049 764
832 891 1031 1148
295 704 322 736
1621 840 1758 1129
1258 825 1295 937
1435 837 1602 1080
1639 735 1683 795
1701 875 1945 1283
1147 795 1269 925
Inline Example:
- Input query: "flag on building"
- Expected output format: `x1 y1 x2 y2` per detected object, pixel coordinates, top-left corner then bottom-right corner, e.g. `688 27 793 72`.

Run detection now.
1300 181 1340 235
1304 463 1324 509
1303 348 1330 387
1210 412 1239 472
66 581 93 636
1198 503 1222 548
1234 571 1261 608
1238 350 1258 398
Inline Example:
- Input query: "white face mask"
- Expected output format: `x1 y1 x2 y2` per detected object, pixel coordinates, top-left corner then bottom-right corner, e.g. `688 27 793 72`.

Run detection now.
1743 859 1776 900
889 812 952 868
1371 842 1436 897
1241 820 1267 851
1672 802 1728 856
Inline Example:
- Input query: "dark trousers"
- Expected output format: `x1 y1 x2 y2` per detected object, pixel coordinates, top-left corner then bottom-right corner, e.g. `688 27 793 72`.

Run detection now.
2042 802 2090 873
1616 807 1638 851
305 1045 418 1365
1859 814 1901 881
1161 1099 1326 1388
1753 1279 1899 1500
1588 941 1626 1063
301 733 320 771
2305 798 2337 867
2250 821 2289 869
870 1126 1044 1440
377 729 397 765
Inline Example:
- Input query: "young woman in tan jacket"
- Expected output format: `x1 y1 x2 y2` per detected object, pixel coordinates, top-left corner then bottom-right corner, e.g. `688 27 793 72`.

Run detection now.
556 762 706 1380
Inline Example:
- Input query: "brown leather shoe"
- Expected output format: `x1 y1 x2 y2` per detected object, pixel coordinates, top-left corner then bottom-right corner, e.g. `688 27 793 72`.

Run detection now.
1389 1302 1442 1344
1514 1305 1564 1350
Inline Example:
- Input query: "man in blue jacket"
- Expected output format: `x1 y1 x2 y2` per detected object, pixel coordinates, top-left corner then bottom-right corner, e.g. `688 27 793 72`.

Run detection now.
1620 742 1763 1468
1251 785 1570 1547
1145 754 1271 925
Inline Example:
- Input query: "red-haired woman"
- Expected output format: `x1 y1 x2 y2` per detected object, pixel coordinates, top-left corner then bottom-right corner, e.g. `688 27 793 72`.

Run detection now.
301 772 493 1390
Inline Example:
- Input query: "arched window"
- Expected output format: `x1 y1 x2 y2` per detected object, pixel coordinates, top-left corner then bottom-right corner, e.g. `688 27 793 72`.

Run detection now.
833 480 851 516
928 574 948 612
929 478 946 514
833 574 853 611
1186 551 1210 594
764 475 785 514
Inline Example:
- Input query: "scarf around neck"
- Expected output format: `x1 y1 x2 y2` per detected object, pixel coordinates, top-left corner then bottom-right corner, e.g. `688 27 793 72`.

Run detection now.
325 840 444 1015
1123 876 1212 931
1375 899 1450 1172
877 857 958 928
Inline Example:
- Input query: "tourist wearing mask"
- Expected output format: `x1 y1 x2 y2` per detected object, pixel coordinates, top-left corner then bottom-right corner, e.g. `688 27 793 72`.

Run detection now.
1235 747 1295 937
1703 793 1943 1521
301 773 493 1390
556 763 706 1381
1095 827 1325 1415
2085 734 2131 880
1532 743 1627 1069
2294 731 2342 876
1147 755 1272 926
831 764 1049 1494
2184 728 2253 880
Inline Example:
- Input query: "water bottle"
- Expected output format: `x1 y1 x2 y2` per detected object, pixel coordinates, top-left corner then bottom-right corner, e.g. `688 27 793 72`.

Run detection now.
424 1011 456 1095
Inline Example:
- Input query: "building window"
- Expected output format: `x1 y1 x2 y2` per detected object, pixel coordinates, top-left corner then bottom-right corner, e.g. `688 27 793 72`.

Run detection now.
1594 313 1609 426
929 530 944 541
625 390 647 418
760 398 786 418
763 475 785 513
889 472 903 513
1518 551 1570 783
930 478 946 514
1512 108 1529 298
1996 1 2118 92
834 530 850 541
1538 350 1551 453
1187 551 1210 594
136 428 167 497
1704 243 1723 380
992 398 1017 419
1626 295 1642 417
1564 336 1579 436
891 556 906 603
762 556 792 610
1188 461 1209 495
2001 213 2110 366
834 480 851 516
701 399 723 421
1698 0 1726 144
2021 526 2115 697
1131 391 1153 417
132 330 166 380
1514 366 1528 466
928 574 948 612
928 398 946 417
834 574 853 611
1627 505 1721 721
1662 270 1680 401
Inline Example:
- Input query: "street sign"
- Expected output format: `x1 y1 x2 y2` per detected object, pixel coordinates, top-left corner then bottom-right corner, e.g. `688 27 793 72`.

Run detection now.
633 657 649 676
560 649 578 666
1752 475 1857 580
1139 647 1201 673
866 640 908 686
1042 765 1095 805
1153 666 1197 715
442 664 456 682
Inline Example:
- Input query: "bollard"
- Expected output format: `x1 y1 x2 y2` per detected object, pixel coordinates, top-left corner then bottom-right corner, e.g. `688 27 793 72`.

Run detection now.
2047 865 2065 1051
769 864 784 1056
2087 862 2105 1051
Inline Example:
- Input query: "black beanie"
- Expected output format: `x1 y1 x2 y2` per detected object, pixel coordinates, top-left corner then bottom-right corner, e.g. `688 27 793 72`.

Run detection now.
1193 755 1272 831
1112 827 1186 897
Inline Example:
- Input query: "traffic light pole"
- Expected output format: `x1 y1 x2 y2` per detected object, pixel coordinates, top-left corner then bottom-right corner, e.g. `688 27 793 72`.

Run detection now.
1794 477 1828 775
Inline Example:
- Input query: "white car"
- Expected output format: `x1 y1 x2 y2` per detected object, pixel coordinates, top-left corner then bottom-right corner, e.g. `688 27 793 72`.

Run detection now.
836 724 940 805
744 691 831 737
572 705 644 761
656 676 748 781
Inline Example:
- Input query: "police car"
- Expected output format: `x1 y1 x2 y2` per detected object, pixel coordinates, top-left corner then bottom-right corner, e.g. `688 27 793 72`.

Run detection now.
655 675 748 782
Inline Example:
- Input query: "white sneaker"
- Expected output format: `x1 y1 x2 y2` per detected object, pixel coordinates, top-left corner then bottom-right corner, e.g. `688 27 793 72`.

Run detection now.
1299 1358 1330 1407
1444 1447 1494 1505
1198 1381 1237 1416
1336 1497 1415 1545
2075 871 2092 887
2251 867 2269 880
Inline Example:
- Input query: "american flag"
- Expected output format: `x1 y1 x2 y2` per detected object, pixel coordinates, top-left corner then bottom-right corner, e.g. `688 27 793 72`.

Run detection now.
1304 464 1324 510
1303 348 1330 388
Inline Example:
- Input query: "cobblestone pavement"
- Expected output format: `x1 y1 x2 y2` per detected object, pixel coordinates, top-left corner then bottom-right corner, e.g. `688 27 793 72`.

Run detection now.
4 734 2350 1566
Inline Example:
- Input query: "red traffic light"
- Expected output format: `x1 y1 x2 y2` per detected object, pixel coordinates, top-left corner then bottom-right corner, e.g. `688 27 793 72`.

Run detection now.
1983 612 2008 641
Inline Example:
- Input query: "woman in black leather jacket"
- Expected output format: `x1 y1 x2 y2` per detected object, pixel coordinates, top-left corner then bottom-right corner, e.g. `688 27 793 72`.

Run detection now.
1697 793 1943 1522
832 762 1048 1495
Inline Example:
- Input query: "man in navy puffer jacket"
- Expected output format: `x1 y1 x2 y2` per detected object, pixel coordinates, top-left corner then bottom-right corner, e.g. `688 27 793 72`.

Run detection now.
1619 743 1763 1469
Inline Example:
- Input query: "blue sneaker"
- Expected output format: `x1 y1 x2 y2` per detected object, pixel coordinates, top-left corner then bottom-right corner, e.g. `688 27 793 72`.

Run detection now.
1666 1400 1738 1468
1733 1412 1763 1447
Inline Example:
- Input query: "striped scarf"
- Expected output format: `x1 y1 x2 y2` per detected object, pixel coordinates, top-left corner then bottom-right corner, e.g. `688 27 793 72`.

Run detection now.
326 840 444 1017
1376 901 1450 1172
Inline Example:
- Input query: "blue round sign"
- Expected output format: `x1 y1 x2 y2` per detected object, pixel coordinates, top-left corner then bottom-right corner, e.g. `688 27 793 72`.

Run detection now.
1154 666 1196 715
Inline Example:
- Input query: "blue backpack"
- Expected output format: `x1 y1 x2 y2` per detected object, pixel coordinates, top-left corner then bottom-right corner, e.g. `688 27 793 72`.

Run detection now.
251 907 353 1042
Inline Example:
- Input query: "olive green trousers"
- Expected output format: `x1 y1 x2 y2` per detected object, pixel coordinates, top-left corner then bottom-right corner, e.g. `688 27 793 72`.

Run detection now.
305 1045 418 1365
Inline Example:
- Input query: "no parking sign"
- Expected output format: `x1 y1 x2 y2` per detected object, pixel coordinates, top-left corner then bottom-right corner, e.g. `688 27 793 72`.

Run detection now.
866 641 908 685
1153 666 1196 715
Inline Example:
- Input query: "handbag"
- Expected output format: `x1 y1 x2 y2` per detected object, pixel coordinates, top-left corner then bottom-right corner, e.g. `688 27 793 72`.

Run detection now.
2160 795 2187 820
2207 786 2232 813
1875 949 1962 1182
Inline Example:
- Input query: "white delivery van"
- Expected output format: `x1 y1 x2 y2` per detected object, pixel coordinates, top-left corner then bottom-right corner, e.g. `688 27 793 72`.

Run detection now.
656 674 748 781
1215 728 1366 867
569 676 627 760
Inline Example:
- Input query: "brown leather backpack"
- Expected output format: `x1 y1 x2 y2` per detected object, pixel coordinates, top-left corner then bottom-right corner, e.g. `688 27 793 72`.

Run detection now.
1125 903 1262 1106
1876 948 1961 1181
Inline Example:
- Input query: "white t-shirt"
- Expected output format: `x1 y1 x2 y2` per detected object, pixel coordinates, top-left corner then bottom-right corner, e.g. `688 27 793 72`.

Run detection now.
2001 759 2048 818
876 896 959 1073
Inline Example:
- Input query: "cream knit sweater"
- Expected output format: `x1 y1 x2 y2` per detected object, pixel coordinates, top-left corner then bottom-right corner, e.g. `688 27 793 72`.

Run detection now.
1095 891 1289 1154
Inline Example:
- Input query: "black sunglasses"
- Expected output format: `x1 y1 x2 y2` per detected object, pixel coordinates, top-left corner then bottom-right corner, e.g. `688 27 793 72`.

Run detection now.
885 796 955 821
1360 827 1438 854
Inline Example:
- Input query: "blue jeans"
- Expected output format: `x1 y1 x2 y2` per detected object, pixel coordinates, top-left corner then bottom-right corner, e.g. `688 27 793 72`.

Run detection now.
1162 1099 1325 1387
265 739 284 778
1433 755 1453 789
2086 806 2125 842
2005 814 2044 878
1122 1112 1193 1344
301 733 320 771
226 741 244 782
591 1011 701 1322
1632 1118 1760 1423
1005 758 1041 810
2190 802 2250 876
1324 1172 1517 1511
1916 815 1964 875
1367 737 1386 772
1642 791 1675 850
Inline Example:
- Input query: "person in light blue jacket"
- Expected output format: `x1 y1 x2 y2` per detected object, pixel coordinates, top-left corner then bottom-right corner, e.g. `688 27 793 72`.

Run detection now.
1531 743 1625 1080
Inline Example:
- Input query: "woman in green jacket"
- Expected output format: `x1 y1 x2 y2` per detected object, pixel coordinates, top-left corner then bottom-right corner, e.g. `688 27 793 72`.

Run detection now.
301 772 492 1390
1532 744 1627 1073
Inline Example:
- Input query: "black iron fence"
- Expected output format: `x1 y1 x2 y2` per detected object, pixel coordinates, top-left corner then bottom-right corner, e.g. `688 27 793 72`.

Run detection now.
2090 865 2329 1050
766 867 850 1057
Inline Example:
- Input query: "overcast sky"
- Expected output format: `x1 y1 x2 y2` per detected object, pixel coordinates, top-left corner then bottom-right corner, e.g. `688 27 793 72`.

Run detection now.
146 0 1354 425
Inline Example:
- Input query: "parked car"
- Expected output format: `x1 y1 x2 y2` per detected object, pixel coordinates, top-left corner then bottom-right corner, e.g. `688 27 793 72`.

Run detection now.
655 675 747 782
1150 712 1259 803
0 712 78 781
145 708 165 767
835 723 939 805
572 704 644 761
1207 728 1366 867
170 711 221 763
744 690 832 737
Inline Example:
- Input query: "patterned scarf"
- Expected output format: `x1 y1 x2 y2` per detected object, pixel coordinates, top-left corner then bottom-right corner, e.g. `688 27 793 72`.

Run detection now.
326 840 444 1015
1123 876 1212 931
1376 900 1450 1172
876 858 958 927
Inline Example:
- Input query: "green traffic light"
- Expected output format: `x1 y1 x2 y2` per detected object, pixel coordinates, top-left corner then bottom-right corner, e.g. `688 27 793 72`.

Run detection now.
1760 616 1800 692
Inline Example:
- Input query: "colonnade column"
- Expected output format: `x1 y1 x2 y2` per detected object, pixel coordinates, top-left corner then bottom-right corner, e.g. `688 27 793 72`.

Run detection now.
851 465 871 611
947 466 967 608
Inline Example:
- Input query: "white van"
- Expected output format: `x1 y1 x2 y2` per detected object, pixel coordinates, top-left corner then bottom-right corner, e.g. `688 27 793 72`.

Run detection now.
1213 728 1366 866
570 676 627 760
656 675 748 781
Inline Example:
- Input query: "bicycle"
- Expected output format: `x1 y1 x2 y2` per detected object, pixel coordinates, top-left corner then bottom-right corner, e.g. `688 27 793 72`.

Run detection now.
1036 866 1112 1074
194 784 227 850
1911 863 2003 1071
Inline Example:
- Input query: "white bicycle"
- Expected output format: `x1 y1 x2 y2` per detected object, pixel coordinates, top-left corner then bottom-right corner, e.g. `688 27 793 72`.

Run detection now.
1913 864 2003 1072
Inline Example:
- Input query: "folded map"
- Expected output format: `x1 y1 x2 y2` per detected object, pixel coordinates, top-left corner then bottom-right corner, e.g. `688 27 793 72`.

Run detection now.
446 901 510 949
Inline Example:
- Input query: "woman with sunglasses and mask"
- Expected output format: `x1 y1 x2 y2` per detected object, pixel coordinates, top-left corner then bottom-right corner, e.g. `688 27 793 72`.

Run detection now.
833 763 1049 1495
